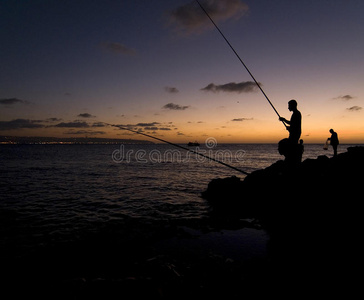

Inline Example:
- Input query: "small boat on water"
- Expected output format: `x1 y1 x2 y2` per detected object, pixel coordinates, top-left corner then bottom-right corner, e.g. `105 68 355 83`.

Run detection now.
187 141 200 147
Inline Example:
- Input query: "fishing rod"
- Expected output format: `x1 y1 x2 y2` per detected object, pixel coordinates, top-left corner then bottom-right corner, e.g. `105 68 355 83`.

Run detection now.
110 124 249 176
195 0 287 129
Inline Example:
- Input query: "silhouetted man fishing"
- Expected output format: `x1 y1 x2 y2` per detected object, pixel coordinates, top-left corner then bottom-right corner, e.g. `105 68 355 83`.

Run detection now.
327 129 339 157
279 99 302 144
278 100 303 164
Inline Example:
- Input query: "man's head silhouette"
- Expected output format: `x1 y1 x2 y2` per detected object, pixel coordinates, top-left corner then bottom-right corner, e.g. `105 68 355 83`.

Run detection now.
288 99 297 111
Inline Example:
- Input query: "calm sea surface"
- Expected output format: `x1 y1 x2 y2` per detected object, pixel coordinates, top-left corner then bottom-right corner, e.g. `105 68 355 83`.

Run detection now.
0 143 357 254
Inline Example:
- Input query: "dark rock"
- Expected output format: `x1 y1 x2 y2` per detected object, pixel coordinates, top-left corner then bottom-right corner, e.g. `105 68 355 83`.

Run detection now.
202 146 364 218
201 176 243 203
202 147 364 295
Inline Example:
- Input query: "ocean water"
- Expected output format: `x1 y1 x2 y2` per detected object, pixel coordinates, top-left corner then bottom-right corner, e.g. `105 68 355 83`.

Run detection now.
0 143 355 255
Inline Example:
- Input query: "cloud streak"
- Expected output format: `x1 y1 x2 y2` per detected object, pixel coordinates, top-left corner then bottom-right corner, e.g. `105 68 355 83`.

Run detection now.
135 122 160 127
231 118 253 121
0 118 112 136
347 106 362 112
164 86 179 93
46 118 63 122
0 119 44 130
113 121 175 133
92 122 107 127
333 95 356 101
162 103 190 110
53 121 90 128
0 98 30 105
201 81 260 93
101 42 136 56
168 0 249 35
78 113 96 118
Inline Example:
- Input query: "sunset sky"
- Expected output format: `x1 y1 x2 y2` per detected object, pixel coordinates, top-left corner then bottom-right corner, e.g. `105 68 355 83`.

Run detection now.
1 0 363 143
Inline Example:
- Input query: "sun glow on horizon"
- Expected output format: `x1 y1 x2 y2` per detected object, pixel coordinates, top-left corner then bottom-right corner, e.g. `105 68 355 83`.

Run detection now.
1 1 363 144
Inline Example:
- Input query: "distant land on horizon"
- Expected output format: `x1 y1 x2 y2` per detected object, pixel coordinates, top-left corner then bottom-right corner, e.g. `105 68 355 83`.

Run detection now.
1 136 362 146
0 136 154 145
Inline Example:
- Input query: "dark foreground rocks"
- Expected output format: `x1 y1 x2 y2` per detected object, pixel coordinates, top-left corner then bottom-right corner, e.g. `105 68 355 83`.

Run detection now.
202 146 364 295
202 147 364 205
202 146 364 221
1 218 270 299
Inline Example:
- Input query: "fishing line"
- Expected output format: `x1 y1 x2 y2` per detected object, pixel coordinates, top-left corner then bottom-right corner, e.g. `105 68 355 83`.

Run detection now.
195 0 287 128
110 124 250 176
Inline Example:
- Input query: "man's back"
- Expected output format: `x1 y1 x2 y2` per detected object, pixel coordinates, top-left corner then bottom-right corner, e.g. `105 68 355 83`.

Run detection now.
331 132 339 145
289 110 301 143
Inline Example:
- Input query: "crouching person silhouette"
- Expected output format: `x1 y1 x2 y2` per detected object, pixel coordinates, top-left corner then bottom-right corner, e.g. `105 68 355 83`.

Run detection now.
278 138 304 165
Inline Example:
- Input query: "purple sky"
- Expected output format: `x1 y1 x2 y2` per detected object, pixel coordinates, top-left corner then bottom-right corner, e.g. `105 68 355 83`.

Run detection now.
1 0 363 142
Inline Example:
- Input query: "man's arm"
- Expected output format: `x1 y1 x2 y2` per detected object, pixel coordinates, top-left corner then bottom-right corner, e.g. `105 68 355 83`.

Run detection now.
279 117 291 125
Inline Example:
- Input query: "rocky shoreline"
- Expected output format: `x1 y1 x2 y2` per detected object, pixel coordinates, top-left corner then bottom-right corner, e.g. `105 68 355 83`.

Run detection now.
203 146 364 216
202 146 364 296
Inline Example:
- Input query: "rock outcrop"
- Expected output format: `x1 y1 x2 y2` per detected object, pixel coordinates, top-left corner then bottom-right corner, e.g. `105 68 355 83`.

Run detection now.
202 147 363 294
202 146 364 220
